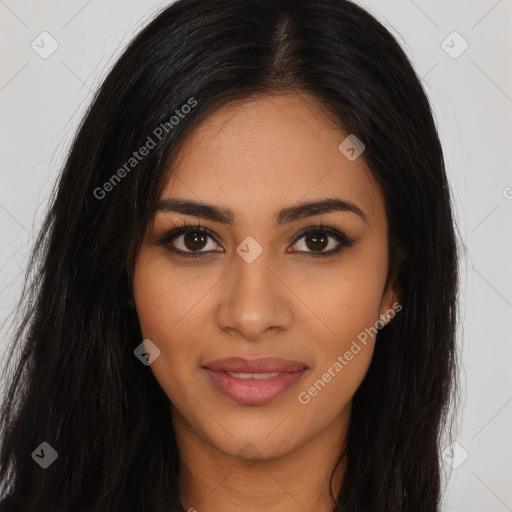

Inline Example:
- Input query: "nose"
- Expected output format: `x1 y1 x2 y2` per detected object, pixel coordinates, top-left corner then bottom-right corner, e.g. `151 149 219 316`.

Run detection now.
215 251 294 342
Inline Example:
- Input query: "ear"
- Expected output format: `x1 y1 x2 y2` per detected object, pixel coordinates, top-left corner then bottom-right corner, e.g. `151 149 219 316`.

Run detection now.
378 282 400 326
378 248 405 326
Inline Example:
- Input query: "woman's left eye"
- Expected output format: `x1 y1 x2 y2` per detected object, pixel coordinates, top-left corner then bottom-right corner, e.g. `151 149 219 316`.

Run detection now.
289 227 356 258
157 224 356 259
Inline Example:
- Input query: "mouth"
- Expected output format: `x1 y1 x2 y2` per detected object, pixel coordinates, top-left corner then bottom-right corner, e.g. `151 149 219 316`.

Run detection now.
202 356 308 405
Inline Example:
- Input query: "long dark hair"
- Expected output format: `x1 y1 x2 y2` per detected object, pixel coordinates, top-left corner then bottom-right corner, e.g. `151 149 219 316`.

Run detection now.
0 0 460 510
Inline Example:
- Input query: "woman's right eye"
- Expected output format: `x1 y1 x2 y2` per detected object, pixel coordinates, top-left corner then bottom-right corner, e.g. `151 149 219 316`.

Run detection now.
158 226 223 258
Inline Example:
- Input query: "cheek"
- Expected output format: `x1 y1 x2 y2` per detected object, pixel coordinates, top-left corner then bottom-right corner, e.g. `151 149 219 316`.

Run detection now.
298 249 388 347
133 248 210 340
296 248 387 401
132 250 208 389
295 280 382 417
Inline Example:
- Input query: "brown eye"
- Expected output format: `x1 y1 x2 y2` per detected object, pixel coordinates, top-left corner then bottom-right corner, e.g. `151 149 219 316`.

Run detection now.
158 226 223 257
183 232 209 251
304 231 329 252
289 226 356 258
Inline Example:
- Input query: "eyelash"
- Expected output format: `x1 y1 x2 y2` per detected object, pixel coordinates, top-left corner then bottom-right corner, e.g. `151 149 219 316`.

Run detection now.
156 220 356 260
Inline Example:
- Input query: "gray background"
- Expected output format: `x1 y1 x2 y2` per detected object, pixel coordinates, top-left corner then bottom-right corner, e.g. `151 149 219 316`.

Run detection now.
1 1 511 510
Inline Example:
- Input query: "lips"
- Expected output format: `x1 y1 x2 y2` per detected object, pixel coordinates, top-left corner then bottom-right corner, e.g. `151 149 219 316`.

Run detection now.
203 356 308 405
204 356 307 373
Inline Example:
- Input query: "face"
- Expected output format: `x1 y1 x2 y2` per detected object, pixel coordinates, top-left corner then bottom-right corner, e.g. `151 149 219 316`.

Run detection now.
133 92 398 462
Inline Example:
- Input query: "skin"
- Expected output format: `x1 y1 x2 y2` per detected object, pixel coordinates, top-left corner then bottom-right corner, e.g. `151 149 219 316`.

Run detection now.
133 92 399 512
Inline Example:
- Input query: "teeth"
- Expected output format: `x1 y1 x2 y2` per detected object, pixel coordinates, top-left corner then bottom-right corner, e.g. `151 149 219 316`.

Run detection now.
225 371 281 379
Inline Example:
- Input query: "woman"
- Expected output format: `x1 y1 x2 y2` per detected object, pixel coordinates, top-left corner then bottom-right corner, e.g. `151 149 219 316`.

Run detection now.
0 0 459 510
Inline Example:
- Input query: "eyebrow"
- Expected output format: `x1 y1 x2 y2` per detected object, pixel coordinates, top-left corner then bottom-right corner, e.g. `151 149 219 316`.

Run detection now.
156 197 368 226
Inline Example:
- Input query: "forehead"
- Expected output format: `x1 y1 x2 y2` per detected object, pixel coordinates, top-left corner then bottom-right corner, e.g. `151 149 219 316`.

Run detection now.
162 93 385 228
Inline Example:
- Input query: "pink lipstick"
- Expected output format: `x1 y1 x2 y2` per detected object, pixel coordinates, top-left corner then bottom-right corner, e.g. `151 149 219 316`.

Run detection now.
203 356 308 405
